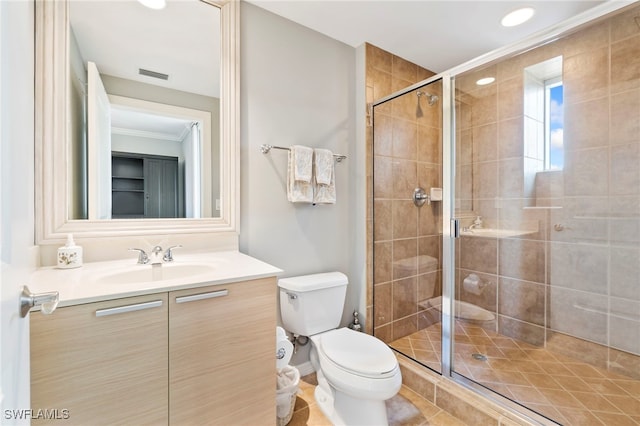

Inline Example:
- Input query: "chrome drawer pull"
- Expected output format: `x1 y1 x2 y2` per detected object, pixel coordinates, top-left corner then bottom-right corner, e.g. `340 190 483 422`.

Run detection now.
175 289 228 304
95 300 163 317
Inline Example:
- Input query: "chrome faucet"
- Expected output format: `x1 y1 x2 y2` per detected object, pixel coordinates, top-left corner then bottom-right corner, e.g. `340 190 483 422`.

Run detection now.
129 248 150 264
469 216 483 230
150 245 164 264
163 245 182 262
129 245 182 264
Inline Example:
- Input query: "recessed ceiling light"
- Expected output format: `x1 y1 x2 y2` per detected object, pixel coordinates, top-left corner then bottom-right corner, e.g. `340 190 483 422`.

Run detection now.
501 7 535 27
476 77 496 86
137 0 166 10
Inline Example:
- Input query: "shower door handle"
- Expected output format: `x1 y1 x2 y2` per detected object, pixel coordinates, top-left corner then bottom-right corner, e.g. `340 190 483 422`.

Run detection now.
451 219 460 239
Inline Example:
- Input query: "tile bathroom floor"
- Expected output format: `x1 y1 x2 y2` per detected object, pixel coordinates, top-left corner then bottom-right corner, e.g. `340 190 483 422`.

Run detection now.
288 373 467 426
390 322 640 426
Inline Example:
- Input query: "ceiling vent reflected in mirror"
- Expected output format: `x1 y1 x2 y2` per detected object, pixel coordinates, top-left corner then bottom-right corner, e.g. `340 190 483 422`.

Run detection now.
138 68 169 81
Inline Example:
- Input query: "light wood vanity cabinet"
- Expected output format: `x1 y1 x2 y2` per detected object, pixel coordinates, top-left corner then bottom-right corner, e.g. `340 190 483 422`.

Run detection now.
30 277 277 426
30 293 169 425
169 277 277 425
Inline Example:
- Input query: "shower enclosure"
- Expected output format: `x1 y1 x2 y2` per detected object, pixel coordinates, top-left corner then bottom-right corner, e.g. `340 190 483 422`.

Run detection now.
371 3 640 425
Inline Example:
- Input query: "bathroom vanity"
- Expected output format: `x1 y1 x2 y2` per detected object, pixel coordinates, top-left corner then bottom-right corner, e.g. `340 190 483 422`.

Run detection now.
29 251 281 425
29 0 258 422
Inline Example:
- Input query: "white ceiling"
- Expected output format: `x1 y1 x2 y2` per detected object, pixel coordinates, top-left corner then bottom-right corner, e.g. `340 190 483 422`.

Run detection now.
70 0 220 98
246 0 609 73
69 0 611 101
70 0 615 135
70 0 220 137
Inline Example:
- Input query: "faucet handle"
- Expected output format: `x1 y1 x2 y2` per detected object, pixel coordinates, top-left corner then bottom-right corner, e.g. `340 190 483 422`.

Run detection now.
163 245 182 262
129 248 149 264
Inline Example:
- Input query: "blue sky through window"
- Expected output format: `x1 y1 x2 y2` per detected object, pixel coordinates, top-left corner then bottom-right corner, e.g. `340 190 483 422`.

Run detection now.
548 84 564 170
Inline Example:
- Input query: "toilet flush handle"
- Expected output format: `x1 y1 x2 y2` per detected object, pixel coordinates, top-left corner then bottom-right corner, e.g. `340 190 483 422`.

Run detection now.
286 292 297 300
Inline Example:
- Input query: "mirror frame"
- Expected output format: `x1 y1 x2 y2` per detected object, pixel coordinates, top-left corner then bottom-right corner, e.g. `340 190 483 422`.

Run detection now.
35 0 239 243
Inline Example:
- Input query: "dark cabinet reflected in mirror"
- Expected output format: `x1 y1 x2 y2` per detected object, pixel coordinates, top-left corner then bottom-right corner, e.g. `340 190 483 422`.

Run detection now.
68 0 221 220
112 152 179 219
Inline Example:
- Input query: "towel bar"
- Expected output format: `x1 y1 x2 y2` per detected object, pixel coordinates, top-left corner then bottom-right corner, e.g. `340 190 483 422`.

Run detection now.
260 144 347 162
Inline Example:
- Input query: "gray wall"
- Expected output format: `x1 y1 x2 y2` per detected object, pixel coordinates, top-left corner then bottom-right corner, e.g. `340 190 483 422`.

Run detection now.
239 2 365 351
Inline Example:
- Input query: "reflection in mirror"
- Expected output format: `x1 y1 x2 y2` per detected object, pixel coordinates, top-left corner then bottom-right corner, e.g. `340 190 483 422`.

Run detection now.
36 0 238 243
68 0 220 220
107 95 213 219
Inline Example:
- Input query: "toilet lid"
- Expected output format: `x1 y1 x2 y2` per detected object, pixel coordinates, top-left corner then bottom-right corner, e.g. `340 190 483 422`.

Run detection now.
319 328 398 378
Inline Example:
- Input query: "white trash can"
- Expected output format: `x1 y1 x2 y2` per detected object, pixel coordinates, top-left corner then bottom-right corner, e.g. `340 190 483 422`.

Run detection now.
276 365 300 426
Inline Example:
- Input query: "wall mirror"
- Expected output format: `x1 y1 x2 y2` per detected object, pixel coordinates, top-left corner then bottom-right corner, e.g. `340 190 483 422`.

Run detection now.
35 0 239 242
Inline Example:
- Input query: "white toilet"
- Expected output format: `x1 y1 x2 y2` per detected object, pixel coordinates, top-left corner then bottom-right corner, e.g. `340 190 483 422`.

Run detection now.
278 272 402 426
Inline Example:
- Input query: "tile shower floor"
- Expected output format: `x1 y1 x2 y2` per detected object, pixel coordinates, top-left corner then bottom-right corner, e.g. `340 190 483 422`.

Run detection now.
390 322 640 426
288 373 468 426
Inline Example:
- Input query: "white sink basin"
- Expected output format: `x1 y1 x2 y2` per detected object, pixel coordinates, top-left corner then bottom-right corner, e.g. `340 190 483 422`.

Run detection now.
94 263 216 285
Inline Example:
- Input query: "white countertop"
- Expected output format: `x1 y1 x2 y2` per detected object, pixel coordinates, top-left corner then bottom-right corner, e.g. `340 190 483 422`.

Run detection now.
29 250 283 308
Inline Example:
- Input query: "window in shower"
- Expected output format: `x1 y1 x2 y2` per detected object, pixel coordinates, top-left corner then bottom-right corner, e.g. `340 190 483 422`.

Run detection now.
524 56 564 173
545 79 564 170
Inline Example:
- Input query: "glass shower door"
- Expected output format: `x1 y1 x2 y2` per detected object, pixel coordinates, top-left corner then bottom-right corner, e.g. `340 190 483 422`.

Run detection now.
450 62 571 422
372 79 444 374
449 5 640 424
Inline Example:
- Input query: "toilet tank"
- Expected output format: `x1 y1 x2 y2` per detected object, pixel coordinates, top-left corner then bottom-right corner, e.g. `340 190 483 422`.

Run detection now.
278 272 348 337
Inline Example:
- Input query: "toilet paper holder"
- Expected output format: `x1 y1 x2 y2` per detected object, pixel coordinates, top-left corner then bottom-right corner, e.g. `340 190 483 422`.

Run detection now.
463 274 486 295
276 326 295 368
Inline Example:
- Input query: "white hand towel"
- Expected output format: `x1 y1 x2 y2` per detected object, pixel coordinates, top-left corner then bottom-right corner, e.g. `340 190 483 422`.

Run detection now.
287 146 313 203
292 145 313 183
313 149 336 204
314 149 333 185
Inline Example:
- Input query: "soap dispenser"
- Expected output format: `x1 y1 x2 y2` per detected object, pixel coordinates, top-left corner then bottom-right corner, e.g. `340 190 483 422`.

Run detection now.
57 234 83 269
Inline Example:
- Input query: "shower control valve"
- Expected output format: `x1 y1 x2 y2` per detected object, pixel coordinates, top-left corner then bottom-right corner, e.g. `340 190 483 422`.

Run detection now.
413 187 430 207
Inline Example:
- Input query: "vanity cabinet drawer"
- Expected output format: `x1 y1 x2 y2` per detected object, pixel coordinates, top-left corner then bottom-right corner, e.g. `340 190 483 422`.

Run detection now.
169 277 277 425
30 293 169 426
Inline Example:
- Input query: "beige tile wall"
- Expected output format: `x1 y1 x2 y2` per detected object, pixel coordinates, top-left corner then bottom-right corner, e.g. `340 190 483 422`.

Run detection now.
367 2 639 382
453 4 640 376
365 43 442 343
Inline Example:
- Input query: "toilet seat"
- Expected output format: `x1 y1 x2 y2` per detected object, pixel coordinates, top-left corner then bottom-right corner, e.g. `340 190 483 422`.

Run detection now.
316 328 398 378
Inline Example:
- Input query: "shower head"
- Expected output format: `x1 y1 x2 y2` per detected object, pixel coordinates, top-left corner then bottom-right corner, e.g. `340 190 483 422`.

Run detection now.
417 90 439 106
